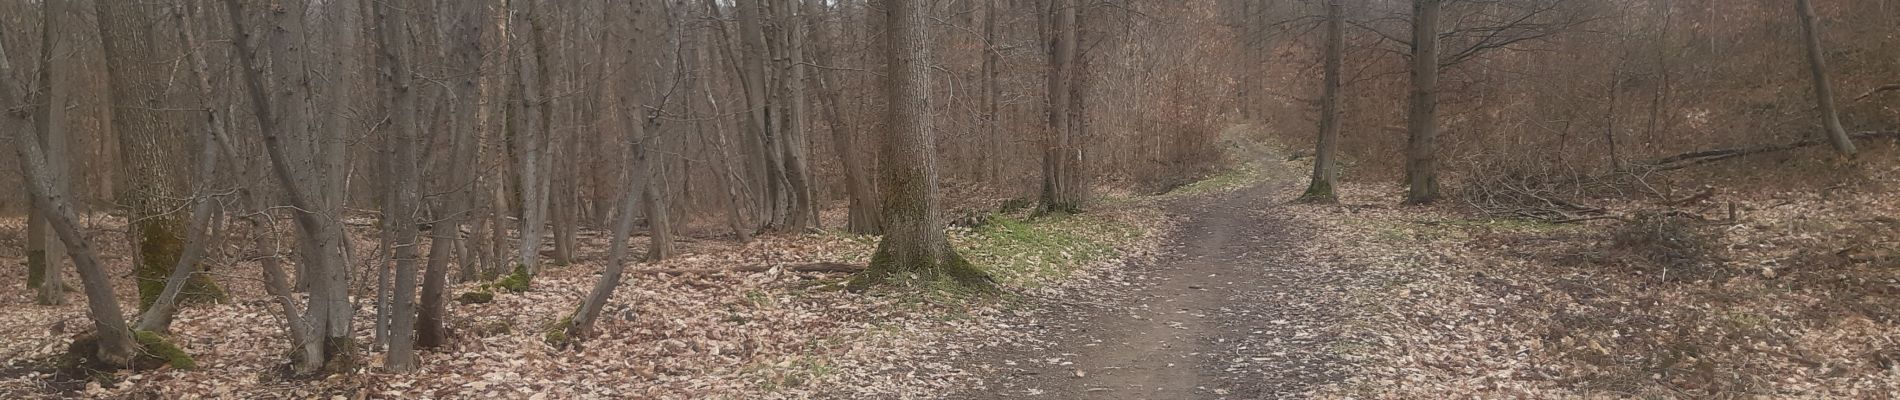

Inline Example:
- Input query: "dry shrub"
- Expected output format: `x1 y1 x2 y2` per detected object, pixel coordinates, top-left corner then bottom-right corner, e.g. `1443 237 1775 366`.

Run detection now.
1607 210 1726 282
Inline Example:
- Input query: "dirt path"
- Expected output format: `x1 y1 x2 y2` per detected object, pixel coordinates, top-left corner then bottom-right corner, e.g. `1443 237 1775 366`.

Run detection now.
958 180 1352 399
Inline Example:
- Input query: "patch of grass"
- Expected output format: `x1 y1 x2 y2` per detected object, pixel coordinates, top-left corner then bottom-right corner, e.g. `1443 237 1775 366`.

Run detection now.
954 213 1143 288
1162 162 1263 197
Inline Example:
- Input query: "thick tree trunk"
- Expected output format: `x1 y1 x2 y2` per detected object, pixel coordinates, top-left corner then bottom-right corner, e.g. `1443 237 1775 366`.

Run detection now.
1300 1 1344 204
0 27 139 369
1794 0 1857 155
1404 0 1442 204
96 0 225 310
850 0 994 291
1040 0 1084 214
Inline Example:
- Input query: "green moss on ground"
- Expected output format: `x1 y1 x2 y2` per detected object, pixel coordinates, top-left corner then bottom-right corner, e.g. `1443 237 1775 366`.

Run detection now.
492 264 532 293
132 330 195 370
543 314 575 346
957 214 1142 288
456 290 495 304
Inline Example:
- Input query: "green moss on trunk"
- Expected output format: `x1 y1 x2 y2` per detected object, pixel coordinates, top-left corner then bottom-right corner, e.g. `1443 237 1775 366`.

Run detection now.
321 336 356 374
134 219 225 310
26 250 47 289
1297 180 1338 204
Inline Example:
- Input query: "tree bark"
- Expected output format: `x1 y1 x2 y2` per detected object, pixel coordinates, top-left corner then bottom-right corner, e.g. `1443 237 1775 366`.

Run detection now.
369 0 426 372
0 21 140 369
26 0 71 307
850 0 994 291
222 0 356 374
809 0 881 235
96 0 225 310
1040 0 1085 213
1300 1 1344 204
1794 0 1857 155
1404 0 1443 204
512 0 554 278
420 0 485 349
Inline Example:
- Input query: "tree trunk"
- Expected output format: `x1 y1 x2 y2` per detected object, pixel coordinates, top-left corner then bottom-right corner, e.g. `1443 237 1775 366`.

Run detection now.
420 0 485 349
983 0 1002 186
737 0 787 231
26 0 71 307
513 0 554 278
370 0 425 371
809 0 881 235
1300 1 1343 204
96 0 225 310
1040 0 1084 214
1404 0 1442 204
850 0 994 291
1795 0 1857 155
0 24 140 369
221 0 356 375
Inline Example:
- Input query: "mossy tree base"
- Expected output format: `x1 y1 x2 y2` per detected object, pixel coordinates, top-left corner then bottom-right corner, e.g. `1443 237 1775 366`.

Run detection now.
64 331 195 371
1297 181 1338 204
847 242 997 294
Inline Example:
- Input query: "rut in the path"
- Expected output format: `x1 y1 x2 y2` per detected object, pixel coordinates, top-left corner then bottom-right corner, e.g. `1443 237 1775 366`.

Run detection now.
960 181 1353 399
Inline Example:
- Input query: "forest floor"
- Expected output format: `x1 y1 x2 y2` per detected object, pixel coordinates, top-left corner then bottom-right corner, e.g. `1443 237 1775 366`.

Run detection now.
3 142 1898 399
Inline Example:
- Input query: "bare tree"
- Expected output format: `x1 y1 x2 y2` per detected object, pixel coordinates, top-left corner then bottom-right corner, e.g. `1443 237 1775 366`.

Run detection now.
222 0 358 374
24 0 71 307
419 0 486 349
850 0 994 291
1 13 142 369
1300 1 1344 204
1403 0 1442 204
1040 0 1085 213
809 0 881 235
1794 0 1857 156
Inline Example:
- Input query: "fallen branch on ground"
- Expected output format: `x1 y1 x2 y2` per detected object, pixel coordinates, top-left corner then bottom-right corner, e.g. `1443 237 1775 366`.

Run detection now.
1637 131 1899 173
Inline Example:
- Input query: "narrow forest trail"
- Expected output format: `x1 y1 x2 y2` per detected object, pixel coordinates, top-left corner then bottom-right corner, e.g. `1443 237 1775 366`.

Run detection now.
958 173 1353 399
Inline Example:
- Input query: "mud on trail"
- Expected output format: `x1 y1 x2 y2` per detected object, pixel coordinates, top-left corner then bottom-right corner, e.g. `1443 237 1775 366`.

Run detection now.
955 175 1360 399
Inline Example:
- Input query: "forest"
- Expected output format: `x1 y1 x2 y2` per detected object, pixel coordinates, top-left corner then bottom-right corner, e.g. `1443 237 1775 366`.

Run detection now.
1 0 1896 398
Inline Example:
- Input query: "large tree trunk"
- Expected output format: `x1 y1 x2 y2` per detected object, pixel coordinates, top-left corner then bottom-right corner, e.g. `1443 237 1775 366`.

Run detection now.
1040 0 1085 214
96 0 225 310
850 0 994 291
1403 0 1442 204
135 4 228 331
1794 0 1857 155
775 0 819 232
0 23 140 369
1300 1 1344 204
